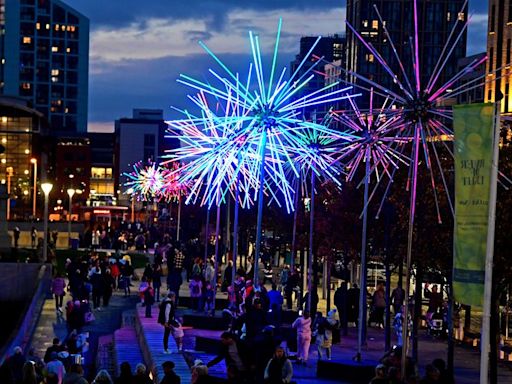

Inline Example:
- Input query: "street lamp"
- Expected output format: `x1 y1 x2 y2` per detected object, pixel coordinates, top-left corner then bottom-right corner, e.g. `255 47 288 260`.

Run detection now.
67 188 75 248
41 182 53 263
6 166 13 220
126 188 135 222
30 158 37 218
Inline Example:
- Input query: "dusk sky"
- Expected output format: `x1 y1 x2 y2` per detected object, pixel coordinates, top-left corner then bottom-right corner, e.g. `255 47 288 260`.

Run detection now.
64 0 490 132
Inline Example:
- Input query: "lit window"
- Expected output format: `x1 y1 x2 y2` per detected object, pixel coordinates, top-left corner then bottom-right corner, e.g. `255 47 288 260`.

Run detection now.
51 76 58 83
69 26 76 32
65 107 69 113
372 20 378 29
458 12 465 21
52 46 58 52
50 107 56 112
46 24 50 30
22 83 31 90
366 54 375 63
23 36 31 44
447 12 451 22
36 22 40 30
362 20 368 28
1 58 4 64
66 47 71 53
51 69 59 76
55 24 60 31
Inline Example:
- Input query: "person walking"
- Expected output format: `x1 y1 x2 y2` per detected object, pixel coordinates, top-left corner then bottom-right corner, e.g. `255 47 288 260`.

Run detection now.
46 352 66 384
158 292 176 354
52 273 66 313
292 311 312 365
31 227 37 249
103 268 115 307
268 283 283 327
334 281 348 335
152 263 162 302
13 226 20 248
371 283 386 329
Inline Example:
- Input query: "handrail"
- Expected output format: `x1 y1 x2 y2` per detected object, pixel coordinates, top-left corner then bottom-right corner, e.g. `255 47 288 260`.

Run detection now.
0 264 51 365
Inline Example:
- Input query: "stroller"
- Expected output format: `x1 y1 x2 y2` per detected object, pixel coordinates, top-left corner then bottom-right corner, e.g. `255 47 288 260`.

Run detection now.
427 309 444 338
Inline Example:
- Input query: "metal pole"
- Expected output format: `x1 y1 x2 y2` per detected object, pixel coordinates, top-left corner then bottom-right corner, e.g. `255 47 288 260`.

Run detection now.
68 195 72 248
43 193 49 263
6 171 11 221
401 123 421 376
204 207 210 265
32 161 37 217
480 100 501 384
307 171 315 312
253 129 267 288
356 154 371 361
177 196 182 241
290 175 300 269
232 171 241 293
226 194 231 258
213 199 221 311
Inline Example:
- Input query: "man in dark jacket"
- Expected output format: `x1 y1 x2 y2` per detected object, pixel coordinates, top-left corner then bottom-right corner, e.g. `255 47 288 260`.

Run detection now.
159 292 176 354
334 281 348 335
207 332 248 381
160 361 180 384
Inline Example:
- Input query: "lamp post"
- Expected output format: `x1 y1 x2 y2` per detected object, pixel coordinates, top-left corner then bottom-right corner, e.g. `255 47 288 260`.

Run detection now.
30 158 37 218
6 166 13 220
67 188 75 248
41 182 53 263
126 188 135 222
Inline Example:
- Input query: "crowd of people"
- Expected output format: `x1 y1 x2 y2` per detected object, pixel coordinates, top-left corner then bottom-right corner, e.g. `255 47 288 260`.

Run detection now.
3 219 463 384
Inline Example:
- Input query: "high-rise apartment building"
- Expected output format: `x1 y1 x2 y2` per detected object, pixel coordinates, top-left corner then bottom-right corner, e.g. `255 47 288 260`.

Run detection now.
346 0 467 106
290 35 346 120
0 0 89 134
485 0 512 117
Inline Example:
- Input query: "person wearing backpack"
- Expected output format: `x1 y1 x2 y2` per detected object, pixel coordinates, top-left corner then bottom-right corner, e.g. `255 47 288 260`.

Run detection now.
158 292 176 354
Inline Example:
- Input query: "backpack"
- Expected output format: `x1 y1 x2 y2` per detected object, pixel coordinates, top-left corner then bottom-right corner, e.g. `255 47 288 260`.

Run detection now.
158 300 169 325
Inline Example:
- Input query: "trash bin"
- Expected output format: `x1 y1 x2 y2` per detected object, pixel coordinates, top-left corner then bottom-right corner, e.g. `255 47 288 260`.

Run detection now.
70 238 79 250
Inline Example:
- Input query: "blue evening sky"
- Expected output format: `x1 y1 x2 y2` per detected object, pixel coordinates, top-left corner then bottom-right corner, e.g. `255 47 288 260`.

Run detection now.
63 0 489 132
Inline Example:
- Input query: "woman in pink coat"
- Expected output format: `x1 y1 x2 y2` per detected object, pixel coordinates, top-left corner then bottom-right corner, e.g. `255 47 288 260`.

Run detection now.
52 272 66 313
292 311 312 365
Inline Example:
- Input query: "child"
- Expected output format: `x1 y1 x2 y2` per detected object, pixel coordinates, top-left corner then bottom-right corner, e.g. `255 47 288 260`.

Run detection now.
170 318 184 351
189 275 203 311
143 281 155 318
204 283 215 316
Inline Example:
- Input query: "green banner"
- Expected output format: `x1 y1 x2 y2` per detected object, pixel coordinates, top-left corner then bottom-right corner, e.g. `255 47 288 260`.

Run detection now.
453 103 494 308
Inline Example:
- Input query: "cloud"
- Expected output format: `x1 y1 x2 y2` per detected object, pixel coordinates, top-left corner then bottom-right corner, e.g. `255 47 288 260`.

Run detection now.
467 12 488 55
89 8 345 64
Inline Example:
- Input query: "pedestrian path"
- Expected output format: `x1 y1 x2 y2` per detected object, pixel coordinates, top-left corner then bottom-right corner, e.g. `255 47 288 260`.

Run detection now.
135 306 191 383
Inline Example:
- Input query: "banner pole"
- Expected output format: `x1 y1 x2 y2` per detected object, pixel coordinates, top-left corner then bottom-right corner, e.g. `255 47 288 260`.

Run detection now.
479 100 501 384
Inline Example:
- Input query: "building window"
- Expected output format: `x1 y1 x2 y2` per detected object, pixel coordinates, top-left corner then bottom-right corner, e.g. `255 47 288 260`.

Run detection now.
457 12 465 22
22 83 31 89
366 53 375 63
23 36 31 44
489 47 494 73
446 12 451 22
372 20 378 29
144 134 155 147
143 148 154 162
51 69 59 76
506 83 510 113
362 20 368 28
51 46 58 52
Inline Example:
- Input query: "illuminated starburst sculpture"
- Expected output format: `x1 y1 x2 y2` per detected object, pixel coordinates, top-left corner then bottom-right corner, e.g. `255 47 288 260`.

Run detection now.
167 18 360 285
160 162 190 202
123 160 164 201
337 0 489 364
